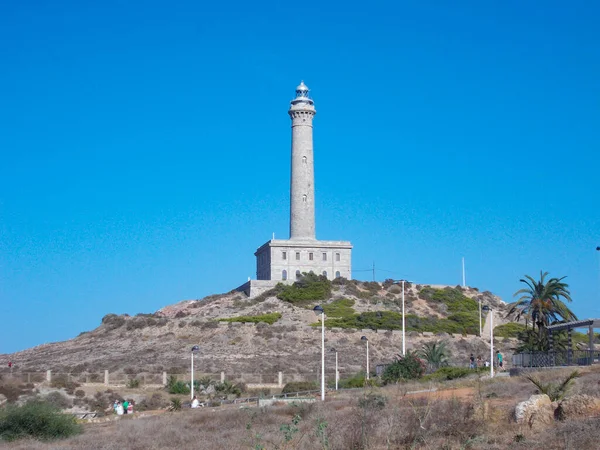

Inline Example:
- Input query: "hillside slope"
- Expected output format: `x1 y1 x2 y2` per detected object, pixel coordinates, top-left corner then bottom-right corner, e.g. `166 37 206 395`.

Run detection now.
1 279 515 377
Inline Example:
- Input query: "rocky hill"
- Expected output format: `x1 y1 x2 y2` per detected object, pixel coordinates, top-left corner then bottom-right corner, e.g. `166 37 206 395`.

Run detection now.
1 278 515 378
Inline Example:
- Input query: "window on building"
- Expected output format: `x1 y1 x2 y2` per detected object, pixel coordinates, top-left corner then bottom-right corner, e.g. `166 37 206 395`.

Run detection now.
335 271 341 278
282 270 287 281
322 253 327 261
296 270 301 280
282 251 287 260
302 156 307 164
336 252 340 261
295 252 300 260
322 271 327 277
309 252 313 261
302 194 307 203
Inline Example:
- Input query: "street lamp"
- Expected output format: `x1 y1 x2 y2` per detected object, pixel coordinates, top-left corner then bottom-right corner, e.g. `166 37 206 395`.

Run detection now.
361 336 369 380
479 298 482 337
394 279 413 356
482 306 494 378
190 345 200 400
314 305 325 401
330 347 338 390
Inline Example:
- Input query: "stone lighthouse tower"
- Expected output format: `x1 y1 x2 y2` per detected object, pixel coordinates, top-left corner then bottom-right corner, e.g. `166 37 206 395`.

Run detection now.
245 82 352 295
289 81 316 240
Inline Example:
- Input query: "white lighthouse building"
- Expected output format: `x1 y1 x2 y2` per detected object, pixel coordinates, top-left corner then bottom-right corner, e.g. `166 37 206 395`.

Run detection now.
246 82 352 295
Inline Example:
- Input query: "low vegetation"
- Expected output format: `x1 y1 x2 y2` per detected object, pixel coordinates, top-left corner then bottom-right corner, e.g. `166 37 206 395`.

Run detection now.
494 322 526 338
281 381 317 394
382 351 426 384
276 273 331 304
0 401 81 441
218 312 282 325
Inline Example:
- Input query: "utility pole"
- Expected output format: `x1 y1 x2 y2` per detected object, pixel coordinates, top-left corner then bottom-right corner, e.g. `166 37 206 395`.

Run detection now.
372 261 375 281
462 257 466 287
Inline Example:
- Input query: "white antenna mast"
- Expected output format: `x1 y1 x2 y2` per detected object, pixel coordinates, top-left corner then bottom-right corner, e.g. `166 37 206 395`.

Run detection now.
462 257 466 287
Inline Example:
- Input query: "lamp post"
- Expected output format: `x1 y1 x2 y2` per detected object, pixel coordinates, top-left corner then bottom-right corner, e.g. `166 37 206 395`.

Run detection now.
190 345 199 400
482 306 494 378
314 305 325 401
361 336 369 379
394 279 413 356
331 347 338 390
479 298 482 337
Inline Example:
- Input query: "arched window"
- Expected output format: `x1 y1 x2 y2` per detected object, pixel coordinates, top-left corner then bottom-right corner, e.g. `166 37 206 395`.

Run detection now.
335 271 341 279
322 271 327 278
302 156 307 164
282 270 287 281
296 270 301 280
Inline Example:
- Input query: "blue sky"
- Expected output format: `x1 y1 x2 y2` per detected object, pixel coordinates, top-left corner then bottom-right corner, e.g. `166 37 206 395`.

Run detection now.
1 1 599 354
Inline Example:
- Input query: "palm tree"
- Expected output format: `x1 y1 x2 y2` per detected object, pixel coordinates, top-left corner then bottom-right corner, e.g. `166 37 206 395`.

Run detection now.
418 340 449 372
507 271 577 339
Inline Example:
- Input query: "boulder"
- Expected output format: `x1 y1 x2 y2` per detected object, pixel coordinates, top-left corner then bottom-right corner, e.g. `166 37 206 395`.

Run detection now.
515 394 554 428
558 395 600 419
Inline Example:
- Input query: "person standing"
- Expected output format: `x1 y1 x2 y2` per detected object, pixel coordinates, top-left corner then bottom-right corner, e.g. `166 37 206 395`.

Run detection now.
122 400 129 414
469 354 475 369
496 350 504 371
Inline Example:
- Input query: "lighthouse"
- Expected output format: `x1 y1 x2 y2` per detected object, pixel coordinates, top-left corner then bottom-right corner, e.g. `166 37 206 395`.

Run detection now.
248 82 352 293
289 81 316 240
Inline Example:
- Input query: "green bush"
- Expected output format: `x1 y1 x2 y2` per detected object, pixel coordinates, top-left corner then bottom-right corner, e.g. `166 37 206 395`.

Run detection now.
0 401 81 441
494 323 526 338
281 381 318 394
382 352 426 384
322 298 355 318
166 375 189 395
214 381 243 397
219 312 282 325
277 273 332 304
336 372 367 389
319 287 480 334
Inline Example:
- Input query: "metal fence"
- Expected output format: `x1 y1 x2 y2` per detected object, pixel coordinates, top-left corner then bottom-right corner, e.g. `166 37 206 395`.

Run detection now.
512 350 597 368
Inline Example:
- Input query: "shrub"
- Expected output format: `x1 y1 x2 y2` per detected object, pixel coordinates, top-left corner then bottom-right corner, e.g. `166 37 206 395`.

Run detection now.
337 372 368 389
277 273 331 304
494 322 526 338
219 312 282 325
382 351 425 384
200 321 220 330
101 313 125 329
0 400 81 441
50 377 80 395
170 398 182 411
423 367 472 381
74 389 86 398
44 392 72 410
126 378 141 388
136 393 168 411
281 381 318 394
214 381 243 397
322 298 355 319
358 393 387 410
166 376 189 395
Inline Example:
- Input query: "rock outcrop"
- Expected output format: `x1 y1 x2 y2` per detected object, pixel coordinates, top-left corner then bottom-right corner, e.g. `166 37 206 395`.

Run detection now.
515 394 554 428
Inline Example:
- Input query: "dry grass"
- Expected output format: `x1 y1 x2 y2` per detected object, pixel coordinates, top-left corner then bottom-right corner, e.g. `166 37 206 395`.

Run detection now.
4 368 600 449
